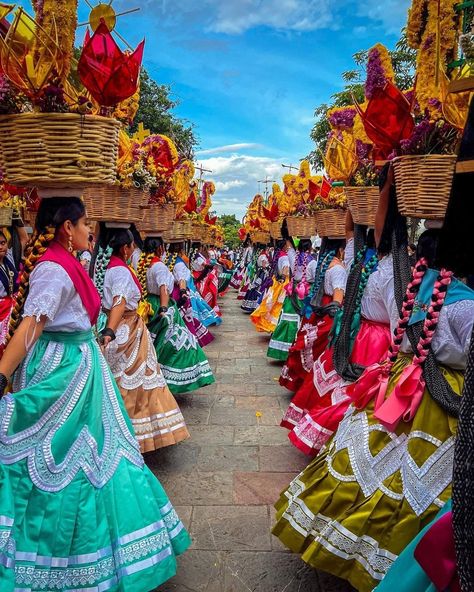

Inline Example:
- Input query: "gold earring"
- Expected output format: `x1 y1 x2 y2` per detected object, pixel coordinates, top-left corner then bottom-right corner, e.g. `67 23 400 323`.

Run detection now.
68 235 73 253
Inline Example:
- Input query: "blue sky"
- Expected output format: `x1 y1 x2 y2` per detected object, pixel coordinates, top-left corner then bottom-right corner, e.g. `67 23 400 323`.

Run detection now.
20 0 411 217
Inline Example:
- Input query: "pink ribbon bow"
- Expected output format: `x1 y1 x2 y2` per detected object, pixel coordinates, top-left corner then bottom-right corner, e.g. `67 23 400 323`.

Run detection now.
346 362 390 410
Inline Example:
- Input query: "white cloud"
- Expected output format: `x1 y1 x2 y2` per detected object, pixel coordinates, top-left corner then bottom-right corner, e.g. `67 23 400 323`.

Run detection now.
356 0 410 35
195 153 302 219
197 143 262 155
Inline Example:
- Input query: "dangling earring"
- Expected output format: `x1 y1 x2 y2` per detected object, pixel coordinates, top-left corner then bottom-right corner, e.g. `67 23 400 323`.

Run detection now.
68 235 73 253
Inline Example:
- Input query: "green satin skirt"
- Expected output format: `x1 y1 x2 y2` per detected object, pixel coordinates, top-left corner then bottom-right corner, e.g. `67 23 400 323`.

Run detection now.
0 330 191 591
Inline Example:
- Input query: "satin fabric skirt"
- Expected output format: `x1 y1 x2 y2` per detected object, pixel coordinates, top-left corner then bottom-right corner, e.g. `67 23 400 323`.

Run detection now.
147 296 215 395
267 295 302 361
0 330 191 591
273 356 462 592
250 277 288 333
104 311 190 452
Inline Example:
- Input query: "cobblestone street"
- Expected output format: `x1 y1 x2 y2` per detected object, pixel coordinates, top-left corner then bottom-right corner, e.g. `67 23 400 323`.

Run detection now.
148 294 353 591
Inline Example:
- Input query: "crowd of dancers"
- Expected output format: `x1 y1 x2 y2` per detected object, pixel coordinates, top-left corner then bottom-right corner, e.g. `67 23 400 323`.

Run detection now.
234 165 474 592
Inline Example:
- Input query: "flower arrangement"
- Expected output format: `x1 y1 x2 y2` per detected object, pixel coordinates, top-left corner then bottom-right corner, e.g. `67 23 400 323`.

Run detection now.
327 106 356 130
398 117 460 155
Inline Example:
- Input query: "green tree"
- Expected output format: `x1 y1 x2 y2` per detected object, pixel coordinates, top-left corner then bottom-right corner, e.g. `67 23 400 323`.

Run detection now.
218 214 241 248
130 69 198 159
308 31 416 170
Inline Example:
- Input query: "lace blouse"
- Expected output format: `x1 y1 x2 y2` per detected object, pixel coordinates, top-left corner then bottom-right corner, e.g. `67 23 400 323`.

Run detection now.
24 261 91 332
130 248 142 272
344 237 354 269
324 264 347 296
191 254 207 273
278 255 290 276
360 254 394 325
147 261 175 295
257 254 269 268
102 267 141 311
173 261 191 283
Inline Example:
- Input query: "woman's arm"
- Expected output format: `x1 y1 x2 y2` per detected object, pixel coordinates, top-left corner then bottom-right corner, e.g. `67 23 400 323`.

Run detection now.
0 316 47 380
101 297 126 347
159 285 170 310
332 288 344 304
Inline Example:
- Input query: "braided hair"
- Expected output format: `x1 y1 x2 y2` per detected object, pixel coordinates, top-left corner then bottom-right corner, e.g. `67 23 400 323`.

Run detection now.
453 323 474 590
8 197 85 339
137 236 163 298
92 225 134 298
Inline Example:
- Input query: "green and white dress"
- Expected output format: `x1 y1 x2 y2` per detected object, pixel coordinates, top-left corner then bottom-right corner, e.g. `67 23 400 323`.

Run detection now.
0 259 191 591
146 260 215 394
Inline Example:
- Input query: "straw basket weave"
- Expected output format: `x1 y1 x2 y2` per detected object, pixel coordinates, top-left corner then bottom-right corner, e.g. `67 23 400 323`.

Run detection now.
141 203 176 233
285 216 317 238
392 155 457 220
0 113 121 188
170 220 193 240
269 221 283 239
83 185 147 223
252 231 270 244
345 186 380 226
191 223 204 242
22 209 37 229
314 209 346 238
0 206 13 226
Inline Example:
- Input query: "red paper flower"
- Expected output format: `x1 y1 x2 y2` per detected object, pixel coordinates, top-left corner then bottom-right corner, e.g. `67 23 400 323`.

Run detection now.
183 191 197 214
238 227 247 241
78 21 144 107
205 213 217 225
355 81 414 157
262 203 279 221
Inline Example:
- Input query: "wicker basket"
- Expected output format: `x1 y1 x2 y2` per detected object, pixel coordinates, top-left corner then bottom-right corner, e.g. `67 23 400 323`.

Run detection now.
0 113 121 188
392 155 457 220
0 206 13 226
252 231 270 244
285 216 317 238
83 185 148 223
269 221 283 239
23 209 37 229
345 186 380 226
314 209 346 238
141 203 177 233
170 220 193 240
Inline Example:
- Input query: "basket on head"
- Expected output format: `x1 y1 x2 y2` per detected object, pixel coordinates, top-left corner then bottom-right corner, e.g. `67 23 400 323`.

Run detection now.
141 203 177 233
345 186 380 226
22 209 37 229
252 231 270 244
83 185 148 223
314 209 346 238
169 220 193 240
270 221 283 239
0 113 121 188
392 154 457 220
0 207 13 227
285 215 317 238
192 222 204 242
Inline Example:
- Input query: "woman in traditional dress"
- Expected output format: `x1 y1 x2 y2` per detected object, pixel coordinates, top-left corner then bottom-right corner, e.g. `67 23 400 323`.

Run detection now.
278 237 346 390
266 238 310 361
241 245 271 313
94 226 190 453
0 197 190 591
138 236 215 395
272 175 474 592
283 225 392 454
250 239 290 333
217 249 234 295
230 240 252 290
192 247 221 317
166 241 214 347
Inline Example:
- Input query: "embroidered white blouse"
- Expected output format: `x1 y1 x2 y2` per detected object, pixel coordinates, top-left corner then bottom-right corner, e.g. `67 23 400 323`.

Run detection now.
324 264 347 296
147 261 175 295
257 253 270 268
24 261 91 332
173 260 191 283
360 254 394 325
103 267 141 311
191 254 207 273
277 255 290 276
294 258 317 283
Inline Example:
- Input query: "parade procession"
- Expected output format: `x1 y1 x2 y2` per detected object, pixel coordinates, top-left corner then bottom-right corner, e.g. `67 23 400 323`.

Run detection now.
0 0 473 591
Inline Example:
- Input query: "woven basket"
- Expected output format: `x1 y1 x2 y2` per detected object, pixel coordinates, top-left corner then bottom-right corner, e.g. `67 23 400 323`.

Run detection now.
345 186 380 226
0 206 13 226
83 185 148 223
141 203 177 233
269 221 283 239
23 209 37 229
314 209 346 238
0 113 121 188
285 216 317 238
392 155 457 220
252 231 270 244
170 220 193 240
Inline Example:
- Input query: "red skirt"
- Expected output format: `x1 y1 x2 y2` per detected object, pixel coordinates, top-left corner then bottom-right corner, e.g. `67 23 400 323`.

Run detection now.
197 271 221 316
279 295 332 393
284 318 391 454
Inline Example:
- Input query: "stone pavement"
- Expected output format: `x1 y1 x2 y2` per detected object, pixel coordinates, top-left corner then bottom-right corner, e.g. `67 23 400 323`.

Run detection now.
147 293 354 591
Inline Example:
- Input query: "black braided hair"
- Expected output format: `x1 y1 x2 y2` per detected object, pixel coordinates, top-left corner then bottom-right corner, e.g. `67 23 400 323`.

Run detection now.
453 322 474 591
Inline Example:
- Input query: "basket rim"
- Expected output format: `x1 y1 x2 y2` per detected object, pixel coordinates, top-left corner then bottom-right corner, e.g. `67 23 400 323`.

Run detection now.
392 153 457 163
0 112 121 125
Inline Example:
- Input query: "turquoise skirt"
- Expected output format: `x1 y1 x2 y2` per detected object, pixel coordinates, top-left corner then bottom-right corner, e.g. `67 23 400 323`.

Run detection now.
0 330 190 591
